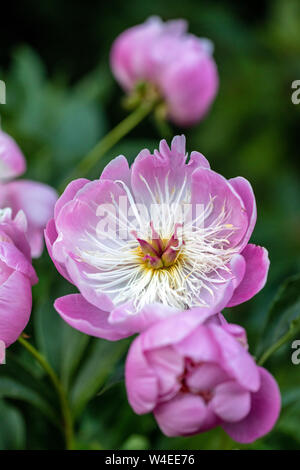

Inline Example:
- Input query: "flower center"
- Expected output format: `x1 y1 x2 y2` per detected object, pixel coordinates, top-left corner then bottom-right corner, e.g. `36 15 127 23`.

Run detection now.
135 222 183 269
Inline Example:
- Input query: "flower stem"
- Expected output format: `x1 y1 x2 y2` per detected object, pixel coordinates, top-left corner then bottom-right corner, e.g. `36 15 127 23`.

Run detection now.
258 320 300 366
60 99 156 192
18 336 74 450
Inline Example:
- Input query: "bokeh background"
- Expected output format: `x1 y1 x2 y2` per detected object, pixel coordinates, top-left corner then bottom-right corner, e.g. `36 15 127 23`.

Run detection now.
0 0 300 450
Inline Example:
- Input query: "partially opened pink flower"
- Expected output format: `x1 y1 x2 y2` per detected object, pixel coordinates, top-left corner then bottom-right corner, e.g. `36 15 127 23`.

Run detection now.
0 208 38 348
46 135 269 340
0 130 26 180
0 130 58 257
125 308 281 443
111 17 218 126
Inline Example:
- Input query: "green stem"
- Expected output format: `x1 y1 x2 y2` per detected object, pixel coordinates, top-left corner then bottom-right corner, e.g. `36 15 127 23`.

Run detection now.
18 336 74 450
258 321 300 366
154 115 172 140
60 100 156 191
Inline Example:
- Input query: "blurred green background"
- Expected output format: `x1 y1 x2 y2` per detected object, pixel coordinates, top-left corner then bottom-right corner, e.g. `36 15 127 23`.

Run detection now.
0 0 300 450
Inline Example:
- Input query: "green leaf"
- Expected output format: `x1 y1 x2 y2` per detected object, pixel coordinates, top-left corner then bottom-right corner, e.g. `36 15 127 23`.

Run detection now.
70 338 129 417
50 98 107 167
0 400 26 450
257 274 300 365
121 434 150 450
74 63 114 104
34 299 65 372
277 400 300 443
96 363 124 397
60 326 90 390
0 377 59 427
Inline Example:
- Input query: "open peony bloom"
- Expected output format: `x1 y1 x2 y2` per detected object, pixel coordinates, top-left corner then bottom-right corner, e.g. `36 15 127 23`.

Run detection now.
0 130 58 258
110 16 218 126
125 308 281 443
46 135 269 341
0 208 38 348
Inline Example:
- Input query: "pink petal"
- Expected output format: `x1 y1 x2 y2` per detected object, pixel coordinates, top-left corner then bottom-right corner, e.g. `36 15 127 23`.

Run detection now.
191 168 248 248
1 180 58 258
223 367 281 443
0 131 26 181
60 254 114 312
0 209 31 261
161 49 219 126
229 177 257 250
55 294 126 341
110 17 188 91
131 136 208 206
0 241 37 285
100 155 131 188
108 302 179 334
209 324 260 392
54 179 128 262
196 253 246 312
44 219 73 284
0 271 32 346
145 346 184 400
211 381 251 422
186 363 229 392
175 324 220 363
125 334 159 414
53 179 131 311
227 244 270 307
54 178 89 219
154 392 219 437
110 17 163 90
141 307 216 352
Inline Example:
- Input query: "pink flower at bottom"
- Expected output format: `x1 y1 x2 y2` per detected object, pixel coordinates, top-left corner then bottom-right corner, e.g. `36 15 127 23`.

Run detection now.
0 208 38 347
125 309 281 443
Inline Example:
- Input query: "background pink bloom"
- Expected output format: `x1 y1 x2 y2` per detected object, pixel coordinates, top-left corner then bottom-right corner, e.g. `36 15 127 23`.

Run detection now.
110 17 219 126
0 130 26 180
47 135 269 341
0 130 58 258
125 308 281 443
0 208 38 347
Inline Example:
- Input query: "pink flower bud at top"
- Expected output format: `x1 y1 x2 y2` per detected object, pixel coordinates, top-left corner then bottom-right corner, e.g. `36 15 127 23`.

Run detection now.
110 17 219 126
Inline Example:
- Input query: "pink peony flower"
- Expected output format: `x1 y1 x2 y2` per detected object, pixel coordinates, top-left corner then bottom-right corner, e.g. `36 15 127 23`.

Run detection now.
46 135 269 340
110 17 218 126
125 308 281 443
0 130 26 180
0 207 38 347
0 130 58 257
